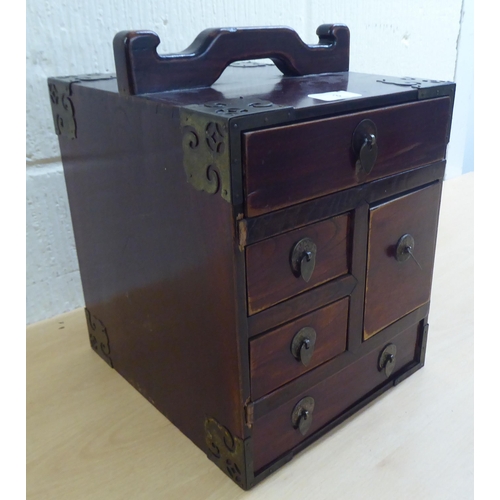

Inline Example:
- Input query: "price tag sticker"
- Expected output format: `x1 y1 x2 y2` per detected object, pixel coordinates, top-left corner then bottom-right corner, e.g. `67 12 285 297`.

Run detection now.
308 90 362 102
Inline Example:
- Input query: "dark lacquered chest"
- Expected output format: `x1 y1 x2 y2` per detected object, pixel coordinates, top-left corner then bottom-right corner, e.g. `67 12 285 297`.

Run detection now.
48 24 455 489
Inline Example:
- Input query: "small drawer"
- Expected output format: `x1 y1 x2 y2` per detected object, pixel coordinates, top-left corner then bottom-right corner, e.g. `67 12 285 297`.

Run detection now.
244 97 451 217
252 320 421 471
250 297 349 399
246 214 350 315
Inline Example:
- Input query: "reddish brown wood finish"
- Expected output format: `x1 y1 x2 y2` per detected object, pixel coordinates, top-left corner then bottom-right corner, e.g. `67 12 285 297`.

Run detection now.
364 182 442 338
57 84 247 451
247 274 356 337
243 97 451 216
250 298 348 399
49 31 455 487
252 304 430 420
113 25 350 95
246 214 350 315
252 320 421 471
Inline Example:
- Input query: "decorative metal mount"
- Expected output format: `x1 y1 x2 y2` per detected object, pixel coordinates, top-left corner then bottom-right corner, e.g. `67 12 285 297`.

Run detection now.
290 237 317 282
291 396 315 435
180 99 281 202
376 76 455 101
48 78 77 139
47 73 116 139
202 99 276 116
352 119 378 176
205 416 248 488
181 111 231 201
397 233 423 269
378 343 397 377
291 327 317 367
376 76 446 88
85 308 113 367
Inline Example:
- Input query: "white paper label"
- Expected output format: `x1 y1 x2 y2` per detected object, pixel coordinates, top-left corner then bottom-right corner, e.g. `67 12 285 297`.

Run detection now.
307 90 362 102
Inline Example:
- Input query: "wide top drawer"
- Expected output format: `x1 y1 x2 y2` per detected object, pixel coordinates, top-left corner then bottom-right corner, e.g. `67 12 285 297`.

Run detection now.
243 97 451 217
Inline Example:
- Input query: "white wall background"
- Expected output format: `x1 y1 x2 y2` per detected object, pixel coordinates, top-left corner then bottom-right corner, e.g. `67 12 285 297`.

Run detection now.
446 0 474 178
26 0 472 324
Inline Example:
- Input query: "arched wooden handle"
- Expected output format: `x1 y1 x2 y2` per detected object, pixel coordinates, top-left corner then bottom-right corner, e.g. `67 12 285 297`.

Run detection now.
113 24 350 95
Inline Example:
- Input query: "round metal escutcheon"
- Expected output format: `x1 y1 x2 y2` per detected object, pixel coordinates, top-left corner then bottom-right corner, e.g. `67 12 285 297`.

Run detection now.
290 327 317 366
396 233 415 262
378 343 397 377
352 119 378 175
290 237 317 282
291 396 315 435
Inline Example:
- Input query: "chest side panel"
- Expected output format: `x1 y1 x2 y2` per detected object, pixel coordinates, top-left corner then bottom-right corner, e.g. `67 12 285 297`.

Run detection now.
58 84 246 449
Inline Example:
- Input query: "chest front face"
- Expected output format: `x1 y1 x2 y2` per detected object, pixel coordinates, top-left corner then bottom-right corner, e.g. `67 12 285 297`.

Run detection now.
173 70 453 481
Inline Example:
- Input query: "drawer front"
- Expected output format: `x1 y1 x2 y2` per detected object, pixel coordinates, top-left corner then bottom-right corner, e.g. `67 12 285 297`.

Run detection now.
244 97 451 217
246 214 350 315
252 321 421 471
364 183 441 339
250 297 349 399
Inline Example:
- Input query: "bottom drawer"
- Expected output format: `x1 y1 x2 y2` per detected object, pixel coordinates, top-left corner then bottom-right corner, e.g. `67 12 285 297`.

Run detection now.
252 321 422 471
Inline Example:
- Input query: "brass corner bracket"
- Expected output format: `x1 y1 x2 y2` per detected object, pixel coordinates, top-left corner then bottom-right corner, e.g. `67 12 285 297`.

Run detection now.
180 110 231 202
48 73 116 139
85 308 113 367
48 77 77 139
180 99 281 203
204 416 250 488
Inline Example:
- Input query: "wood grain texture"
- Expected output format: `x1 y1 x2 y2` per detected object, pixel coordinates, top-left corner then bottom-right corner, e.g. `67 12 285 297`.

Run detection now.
246 214 350 315
247 274 356 337
345 202 369 353
58 83 247 451
114 25 349 95
48 53 455 490
252 320 421 471
364 182 442 338
250 298 348 399
244 97 451 216
26 173 473 500
253 304 430 420
241 161 446 247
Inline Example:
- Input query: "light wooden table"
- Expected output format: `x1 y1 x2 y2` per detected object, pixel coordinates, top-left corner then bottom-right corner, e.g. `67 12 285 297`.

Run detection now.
27 173 474 500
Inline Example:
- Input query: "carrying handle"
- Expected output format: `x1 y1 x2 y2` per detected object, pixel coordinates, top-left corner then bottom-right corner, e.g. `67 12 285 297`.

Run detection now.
113 24 350 95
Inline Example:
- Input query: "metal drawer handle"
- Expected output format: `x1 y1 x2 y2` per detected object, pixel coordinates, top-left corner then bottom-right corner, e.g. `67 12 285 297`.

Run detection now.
352 119 378 175
290 237 317 282
378 344 397 377
291 396 315 435
396 233 423 270
291 327 317 366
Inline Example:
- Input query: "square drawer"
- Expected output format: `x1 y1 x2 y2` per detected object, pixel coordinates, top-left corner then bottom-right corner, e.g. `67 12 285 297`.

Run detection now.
244 97 451 217
250 297 349 399
246 214 350 315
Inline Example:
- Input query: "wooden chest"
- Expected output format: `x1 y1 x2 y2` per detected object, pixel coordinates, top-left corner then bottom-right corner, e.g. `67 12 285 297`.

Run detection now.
48 25 455 490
